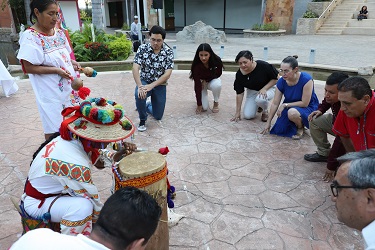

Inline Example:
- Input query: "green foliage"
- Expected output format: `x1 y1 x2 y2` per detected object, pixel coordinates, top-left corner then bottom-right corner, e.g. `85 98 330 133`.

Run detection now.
70 22 106 47
122 23 130 30
85 42 110 61
73 43 91 62
80 9 92 22
70 23 131 61
107 35 132 61
302 10 319 18
251 23 280 31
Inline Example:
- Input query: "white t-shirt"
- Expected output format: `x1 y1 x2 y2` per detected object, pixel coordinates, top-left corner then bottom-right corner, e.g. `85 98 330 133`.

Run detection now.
363 220 375 250
10 228 110 250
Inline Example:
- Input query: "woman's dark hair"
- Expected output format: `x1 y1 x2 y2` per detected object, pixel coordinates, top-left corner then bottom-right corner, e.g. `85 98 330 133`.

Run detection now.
30 132 60 166
189 43 223 80
281 55 299 69
362 5 367 11
29 0 57 24
235 50 253 63
149 25 166 39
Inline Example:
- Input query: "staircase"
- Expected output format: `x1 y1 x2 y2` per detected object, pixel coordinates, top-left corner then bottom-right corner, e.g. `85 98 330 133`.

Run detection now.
316 0 375 35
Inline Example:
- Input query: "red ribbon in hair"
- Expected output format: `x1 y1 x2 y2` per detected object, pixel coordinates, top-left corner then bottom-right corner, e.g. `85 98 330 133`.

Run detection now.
60 106 82 140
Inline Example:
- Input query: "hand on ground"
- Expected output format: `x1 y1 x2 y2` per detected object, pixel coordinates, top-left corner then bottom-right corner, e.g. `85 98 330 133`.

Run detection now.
230 113 241 122
322 170 335 183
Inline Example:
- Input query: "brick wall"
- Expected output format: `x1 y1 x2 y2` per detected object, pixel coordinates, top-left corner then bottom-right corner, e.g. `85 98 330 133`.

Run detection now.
0 5 13 28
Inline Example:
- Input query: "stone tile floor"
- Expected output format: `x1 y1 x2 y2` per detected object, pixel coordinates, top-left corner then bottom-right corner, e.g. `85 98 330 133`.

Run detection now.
0 71 363 249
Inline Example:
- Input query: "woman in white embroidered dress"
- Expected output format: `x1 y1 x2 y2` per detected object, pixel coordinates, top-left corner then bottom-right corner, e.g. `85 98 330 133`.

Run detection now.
17 0 80 140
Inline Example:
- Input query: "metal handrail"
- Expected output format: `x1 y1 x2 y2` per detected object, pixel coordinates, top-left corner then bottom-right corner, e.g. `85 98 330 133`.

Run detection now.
315 0 344 32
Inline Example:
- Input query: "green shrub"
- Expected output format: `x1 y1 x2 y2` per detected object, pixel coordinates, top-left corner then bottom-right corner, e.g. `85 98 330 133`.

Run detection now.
80 9 92 22
251 23 280 31
302 10 319 18
107 36 132 60
122 23 130 30
73 43 91 62
85 42 110 61
70 22 106 47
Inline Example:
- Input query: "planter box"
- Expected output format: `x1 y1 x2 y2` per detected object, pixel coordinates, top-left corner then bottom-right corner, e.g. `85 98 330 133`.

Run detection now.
296 18 318 35
243 29 286 38
308 2 331 16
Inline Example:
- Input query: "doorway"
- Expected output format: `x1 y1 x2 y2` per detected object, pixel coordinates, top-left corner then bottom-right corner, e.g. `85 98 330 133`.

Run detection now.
108 1 124 28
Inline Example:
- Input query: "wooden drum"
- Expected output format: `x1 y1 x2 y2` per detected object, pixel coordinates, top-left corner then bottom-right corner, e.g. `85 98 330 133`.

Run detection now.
114 151 169 250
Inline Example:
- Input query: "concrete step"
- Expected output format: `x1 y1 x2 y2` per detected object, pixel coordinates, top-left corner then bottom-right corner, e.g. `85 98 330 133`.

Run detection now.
322 23 348 27
347 19 375 27
318 28 344 32
316 30 343 35
323 21 349 25
342 27 375 35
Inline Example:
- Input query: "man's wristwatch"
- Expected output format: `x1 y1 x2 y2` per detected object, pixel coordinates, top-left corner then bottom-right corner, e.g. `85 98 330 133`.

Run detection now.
284 103 288 109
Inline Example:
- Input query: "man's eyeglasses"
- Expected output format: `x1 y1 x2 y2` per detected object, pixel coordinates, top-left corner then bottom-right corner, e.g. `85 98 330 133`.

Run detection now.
150 38 163 43
278 69 291 75
330 180 373 197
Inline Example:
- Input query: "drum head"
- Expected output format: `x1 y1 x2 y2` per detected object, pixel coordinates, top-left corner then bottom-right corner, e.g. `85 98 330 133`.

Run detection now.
118 151 166 178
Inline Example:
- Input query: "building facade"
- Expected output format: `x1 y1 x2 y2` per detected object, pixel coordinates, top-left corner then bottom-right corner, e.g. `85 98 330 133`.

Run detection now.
103 0 312 34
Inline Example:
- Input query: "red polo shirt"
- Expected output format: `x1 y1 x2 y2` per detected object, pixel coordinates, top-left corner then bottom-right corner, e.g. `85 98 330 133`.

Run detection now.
333 93 375 151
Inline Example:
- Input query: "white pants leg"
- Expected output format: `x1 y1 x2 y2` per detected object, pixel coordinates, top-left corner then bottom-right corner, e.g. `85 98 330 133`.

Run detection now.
24 195 94 235
243 89 258 119
201 78 222 110
255 86 276 112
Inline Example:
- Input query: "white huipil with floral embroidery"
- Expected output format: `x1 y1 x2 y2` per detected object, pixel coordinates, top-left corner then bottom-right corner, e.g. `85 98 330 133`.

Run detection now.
17 28 79 134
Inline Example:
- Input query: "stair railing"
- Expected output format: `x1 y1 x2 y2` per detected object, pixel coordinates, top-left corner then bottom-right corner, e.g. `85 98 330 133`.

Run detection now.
315 0 344 32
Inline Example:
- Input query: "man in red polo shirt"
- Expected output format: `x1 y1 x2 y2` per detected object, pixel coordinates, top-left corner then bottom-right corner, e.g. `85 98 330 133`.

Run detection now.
333 76 375 152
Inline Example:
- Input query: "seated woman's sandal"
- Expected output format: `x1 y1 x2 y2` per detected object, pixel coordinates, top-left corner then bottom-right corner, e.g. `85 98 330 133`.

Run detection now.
292 127 304 140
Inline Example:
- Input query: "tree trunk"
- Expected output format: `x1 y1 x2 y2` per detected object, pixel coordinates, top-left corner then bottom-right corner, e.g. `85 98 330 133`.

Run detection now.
92 0 104 30
24 0 32 25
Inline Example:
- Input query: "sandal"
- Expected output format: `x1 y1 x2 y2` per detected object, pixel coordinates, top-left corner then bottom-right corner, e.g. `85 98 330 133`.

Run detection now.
212 102 219 113
261 112 269 122
292 127 304 140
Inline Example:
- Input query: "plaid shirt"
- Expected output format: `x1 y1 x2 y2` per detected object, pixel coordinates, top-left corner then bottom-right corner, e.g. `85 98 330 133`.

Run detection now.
134 43 174 83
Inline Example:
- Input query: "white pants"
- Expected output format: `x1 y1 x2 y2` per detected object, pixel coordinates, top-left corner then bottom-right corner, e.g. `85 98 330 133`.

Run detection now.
243 86 275 119
201 78 221 110
24 195 94 235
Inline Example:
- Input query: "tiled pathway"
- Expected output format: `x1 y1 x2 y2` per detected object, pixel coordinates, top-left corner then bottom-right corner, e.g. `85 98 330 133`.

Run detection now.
0 71 363 249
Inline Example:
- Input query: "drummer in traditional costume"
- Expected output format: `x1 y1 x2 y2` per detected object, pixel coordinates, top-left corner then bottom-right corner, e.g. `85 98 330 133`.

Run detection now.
21 97 136 236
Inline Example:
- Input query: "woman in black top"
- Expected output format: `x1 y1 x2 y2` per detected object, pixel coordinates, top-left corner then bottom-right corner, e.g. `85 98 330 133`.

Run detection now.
230 50 278 122
358 6 368 20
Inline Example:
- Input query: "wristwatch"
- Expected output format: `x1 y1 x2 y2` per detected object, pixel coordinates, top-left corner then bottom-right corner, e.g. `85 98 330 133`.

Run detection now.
284 103 288 108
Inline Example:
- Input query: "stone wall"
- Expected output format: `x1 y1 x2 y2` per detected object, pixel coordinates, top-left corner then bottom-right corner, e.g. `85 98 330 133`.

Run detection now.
0 28 19 66
296 2 331 35
296 18 318 35
308 2 331 16
264 0 295 34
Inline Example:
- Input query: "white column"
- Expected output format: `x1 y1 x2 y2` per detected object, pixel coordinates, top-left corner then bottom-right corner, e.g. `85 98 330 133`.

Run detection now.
143 0 148 28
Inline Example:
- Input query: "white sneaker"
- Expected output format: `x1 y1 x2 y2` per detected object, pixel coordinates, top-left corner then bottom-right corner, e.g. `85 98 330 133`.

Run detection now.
137 124 147 132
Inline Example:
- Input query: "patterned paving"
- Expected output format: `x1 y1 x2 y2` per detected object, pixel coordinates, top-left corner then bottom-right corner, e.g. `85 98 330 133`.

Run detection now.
0 71 363 249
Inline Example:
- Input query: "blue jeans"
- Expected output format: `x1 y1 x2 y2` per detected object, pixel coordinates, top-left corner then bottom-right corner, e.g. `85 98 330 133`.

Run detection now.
135 80 166 121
